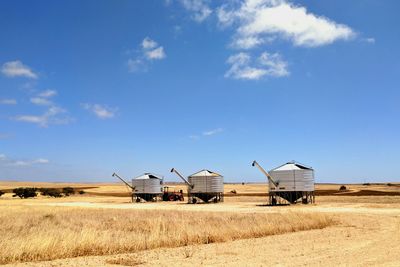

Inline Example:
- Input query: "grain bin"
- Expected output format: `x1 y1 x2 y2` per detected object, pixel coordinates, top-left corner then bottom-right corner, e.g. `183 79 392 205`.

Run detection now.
131 173 163 202
170 168 224 204
252 161 315 205
112 172 163 202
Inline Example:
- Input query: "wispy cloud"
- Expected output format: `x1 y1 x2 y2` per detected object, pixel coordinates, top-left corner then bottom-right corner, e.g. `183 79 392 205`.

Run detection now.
0 99 17 105
364 37 375 44
180 0 212 23
218 0 355 49
225 52 289 80
30 97 52 106
33 158 49 164
164 0 173 6
145 47 166 60
142 37 158 50
14 106 71 127
127 59 144 73
190 127 224 139
14 90 72 127
1 60 38 79
82 103 118 119
128 37 166 72
0 154 49 167
203 128 223 136
38 89 57 98
29 89 57 106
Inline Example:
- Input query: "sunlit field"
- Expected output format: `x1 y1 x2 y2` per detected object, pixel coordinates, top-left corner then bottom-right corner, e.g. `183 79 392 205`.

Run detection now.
0 205 334 264
0 182 399 266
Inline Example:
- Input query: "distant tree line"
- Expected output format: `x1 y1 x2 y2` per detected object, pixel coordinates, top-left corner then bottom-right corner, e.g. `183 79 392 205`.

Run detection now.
8 187 85 199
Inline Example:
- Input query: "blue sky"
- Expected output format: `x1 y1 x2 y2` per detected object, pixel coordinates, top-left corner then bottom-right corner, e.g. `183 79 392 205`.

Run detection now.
1 0 399 183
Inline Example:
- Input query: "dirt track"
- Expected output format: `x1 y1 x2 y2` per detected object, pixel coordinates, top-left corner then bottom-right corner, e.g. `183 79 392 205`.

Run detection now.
7 198 400 267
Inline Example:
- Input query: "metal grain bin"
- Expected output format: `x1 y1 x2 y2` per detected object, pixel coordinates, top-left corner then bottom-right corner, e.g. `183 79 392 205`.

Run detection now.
188 170 224 193
131 173 163 201
170 168 224 204
269 162 314 192
268 161 315 204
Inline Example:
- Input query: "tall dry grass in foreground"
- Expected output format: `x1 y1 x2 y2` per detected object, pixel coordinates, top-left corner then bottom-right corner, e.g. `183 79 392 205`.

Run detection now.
0 206 335 264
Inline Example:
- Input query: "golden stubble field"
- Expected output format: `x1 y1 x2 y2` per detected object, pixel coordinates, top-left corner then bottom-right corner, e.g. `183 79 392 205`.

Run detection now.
0 181 399 266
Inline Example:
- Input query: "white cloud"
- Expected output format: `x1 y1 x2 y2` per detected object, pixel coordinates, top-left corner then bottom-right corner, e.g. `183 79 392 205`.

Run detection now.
14 106 71 127
171 0 355 79
13 158 49 166
216 5 235 27
0 99 17 105
82 103 117 119
203 128 223 136
15 90 71 126
30 90 57 106
0 154 49 167
258 52 289 77
127 37 166 72
189 127 224 139
218 0 355 49
365 37 375 44
1 60 38 79
13 161 30 166
231 36 263 49
38 89 57 98
145 47 166 60
30 97 53 106
180 0 212 23
127 59 144 72
225 51 289 80
14 115 45 124
173 25 183 36
33 158 49 164
142 37 158 49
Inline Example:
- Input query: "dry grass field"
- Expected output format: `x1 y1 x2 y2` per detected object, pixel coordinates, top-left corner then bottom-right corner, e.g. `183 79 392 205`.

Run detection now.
0 206 333 264
0 181 399 266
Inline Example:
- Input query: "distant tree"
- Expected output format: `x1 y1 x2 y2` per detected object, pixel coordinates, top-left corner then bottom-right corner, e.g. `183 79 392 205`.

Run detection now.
339 185 347 191
62 187 75 196
78 190 85 195
0 190 4 197
12 187 37 199
40 188 63 198
39 188 50 195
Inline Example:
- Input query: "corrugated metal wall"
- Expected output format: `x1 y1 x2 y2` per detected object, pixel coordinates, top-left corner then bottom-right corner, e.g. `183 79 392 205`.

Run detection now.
188 176 224 193
132 178 163 194
269 169 314 192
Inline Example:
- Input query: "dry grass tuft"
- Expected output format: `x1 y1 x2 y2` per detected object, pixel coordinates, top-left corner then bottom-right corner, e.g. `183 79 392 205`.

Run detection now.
183 246 196 258
0 206 335 264
106 256 144 266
